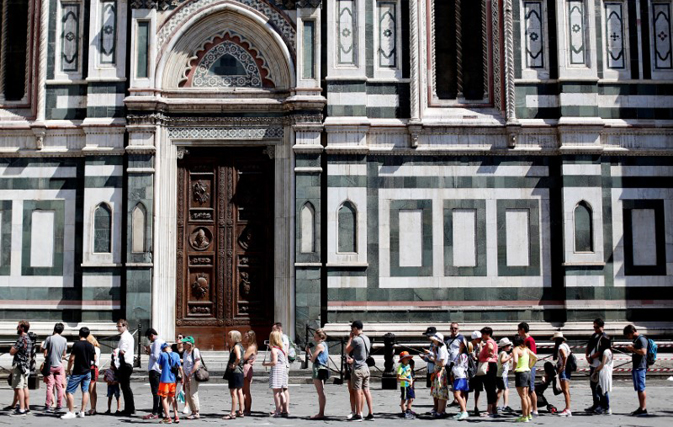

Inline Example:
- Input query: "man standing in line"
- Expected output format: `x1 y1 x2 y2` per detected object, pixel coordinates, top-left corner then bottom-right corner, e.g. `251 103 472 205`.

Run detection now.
143 328 165 420
61 327 97 419
43 322 68 413
9 320 33 417
345 320 373 421
116 319 136 416
624 325 648 417
517 322 538 417
272 322 291 416
585 318 607 413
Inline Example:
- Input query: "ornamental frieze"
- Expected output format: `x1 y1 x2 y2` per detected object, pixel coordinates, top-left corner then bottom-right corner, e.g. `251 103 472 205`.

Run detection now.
131 0 322 9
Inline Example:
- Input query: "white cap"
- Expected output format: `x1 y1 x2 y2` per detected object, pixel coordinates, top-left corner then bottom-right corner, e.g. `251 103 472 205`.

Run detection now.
471 330 482 340
430 332 445 343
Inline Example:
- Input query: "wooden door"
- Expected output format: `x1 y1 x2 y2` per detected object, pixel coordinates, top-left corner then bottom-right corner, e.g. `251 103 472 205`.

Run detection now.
176 148 274 349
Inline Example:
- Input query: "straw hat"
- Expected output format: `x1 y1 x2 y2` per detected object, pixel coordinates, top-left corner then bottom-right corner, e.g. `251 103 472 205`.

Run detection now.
430 332 445 343
498 337 513 348
551 331 567 341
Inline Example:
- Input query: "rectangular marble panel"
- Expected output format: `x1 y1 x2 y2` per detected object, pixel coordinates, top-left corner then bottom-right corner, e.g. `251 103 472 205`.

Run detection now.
567 0 586 65
31 210 55 267
100 0 117 64
338 0 356 64
399 210 423 267
506 209 530 267
631 209 657 266
452 209 477 267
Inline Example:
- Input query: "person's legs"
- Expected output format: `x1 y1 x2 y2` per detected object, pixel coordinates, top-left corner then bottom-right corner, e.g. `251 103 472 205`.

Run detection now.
529 367 538 413
313 379 326 417
237 388 244 414
638 391 646 410
80 374 91 413
17 388 26 411
364 388 373 416
89 380 97 413
485 364 498 414
243 378 252 414
589 367 600 410
45 372 55 409
53 366 65 408
228 388 237 415
272 388 282 414
66 393 75 413
161 396 170 421
119 364 135 413
188 380 200 415
149 370 161 415
561 379 571 412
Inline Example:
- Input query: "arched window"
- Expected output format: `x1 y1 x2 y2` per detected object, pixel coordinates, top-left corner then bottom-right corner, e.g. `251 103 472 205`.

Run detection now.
93 203 112 253
300 202 315 253
574 201 593 252
132 203 146 253
338 201 357 253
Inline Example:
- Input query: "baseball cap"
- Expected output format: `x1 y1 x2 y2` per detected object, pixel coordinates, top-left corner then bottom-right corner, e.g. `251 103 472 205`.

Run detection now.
423 326 437 336
160 342 170 350
181 336 195 345
471 330 482 340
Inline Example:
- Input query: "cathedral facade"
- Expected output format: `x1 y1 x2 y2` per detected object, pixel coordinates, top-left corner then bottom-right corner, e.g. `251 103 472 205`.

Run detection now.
0 0 671 347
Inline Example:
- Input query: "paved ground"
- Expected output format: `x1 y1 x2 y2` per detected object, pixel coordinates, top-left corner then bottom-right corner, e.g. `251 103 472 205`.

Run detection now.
0 378 671 426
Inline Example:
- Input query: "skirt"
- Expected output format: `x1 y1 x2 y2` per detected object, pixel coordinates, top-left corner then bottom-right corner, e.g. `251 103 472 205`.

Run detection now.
431 366 449 401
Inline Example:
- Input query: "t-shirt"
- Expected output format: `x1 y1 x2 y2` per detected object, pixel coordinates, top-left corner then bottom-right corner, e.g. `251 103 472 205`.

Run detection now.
446 334 465 363
497 350 510 377
524 336 537 354
183 348 201 377
93 346 101 368
632 335 648 370
397 363 412 388
452 353 469 379
43 334 67 368
149 338 165 373
557 343 571 369
351 335 371 370
158 352 181 384
12 334 33 373
435 344 449 365
117 330 135 366
71 340 95 376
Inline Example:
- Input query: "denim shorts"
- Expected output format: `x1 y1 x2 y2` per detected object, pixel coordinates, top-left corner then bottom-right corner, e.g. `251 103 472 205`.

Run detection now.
632 369 646 392
66 372 92 394
559 368 572 381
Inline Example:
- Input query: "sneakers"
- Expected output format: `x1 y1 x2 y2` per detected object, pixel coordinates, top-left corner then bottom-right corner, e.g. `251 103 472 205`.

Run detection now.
10 410 27 417
61 412 77 420
585 405 597 413
351 414 363 422
347 412 355 420
515 416 530 423
630 408 648 417
531 411 539 418
77 411 86 418
404 412 415 420
502 406 515 413
558 409 572 417
456 412 469 421
160 418 173 424
143 414 159 420
365 413 374 420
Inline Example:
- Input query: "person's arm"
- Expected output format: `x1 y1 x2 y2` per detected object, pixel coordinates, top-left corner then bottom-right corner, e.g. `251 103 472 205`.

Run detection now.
179 366 185 384
230 345 242 370
512 348 519 366
192 350 201 374
151 342 162 362
9 338 19 356
310 343 324 363
486 342 495 359
557 347 567 373
263 348 278 367
345 334 354 354
66 353 75 375
596 352 607 372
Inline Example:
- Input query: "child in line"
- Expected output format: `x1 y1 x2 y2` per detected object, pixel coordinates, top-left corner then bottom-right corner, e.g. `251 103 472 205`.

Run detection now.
158 342 183 424
496 338 514 413
451 339 469 421
105 349 121 415
396 352 415 419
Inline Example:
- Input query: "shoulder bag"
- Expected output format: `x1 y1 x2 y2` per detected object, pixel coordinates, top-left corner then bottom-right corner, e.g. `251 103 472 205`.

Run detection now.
364 336 375 367
40 338 52 377
193 348 210 382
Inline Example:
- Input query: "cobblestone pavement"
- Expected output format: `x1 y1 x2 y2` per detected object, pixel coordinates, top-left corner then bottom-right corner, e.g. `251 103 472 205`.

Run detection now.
0 378 671 426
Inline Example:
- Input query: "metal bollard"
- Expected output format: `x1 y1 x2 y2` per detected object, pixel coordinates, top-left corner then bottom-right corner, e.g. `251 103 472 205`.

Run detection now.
382 332 396 389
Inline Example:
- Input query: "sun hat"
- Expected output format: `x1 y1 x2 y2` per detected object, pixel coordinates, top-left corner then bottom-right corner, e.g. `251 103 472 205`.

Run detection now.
423 326 437 337
498 337 513 348
430 332 445 343
160 342 170 350
551 331 567 341
471 330 482 340
181 336 195 345
399 351 413 361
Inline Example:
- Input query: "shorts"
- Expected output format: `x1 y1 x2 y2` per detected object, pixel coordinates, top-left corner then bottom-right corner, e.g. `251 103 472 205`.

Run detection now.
66 372 92 394
496 377 509 390
228 372 244 389
351 366 370 390
453 378 469 392
91 366 99 382
107 383 120 398
529 366 536 389
469 375 483 392
515 371 531 389
158 382 177 398
400 386 416 401
632 369 646 392
559 368 571 381
10 366 28 389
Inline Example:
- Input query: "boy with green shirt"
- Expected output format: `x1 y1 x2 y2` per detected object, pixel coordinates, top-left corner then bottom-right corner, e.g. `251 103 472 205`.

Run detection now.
396 352 415 419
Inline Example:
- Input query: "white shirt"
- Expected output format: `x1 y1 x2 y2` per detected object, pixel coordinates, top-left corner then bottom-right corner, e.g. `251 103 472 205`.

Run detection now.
117 330 135 366
435 345 449 366
183 348 200 377
282 333 291 368
148 338 164 373
93 347 101 368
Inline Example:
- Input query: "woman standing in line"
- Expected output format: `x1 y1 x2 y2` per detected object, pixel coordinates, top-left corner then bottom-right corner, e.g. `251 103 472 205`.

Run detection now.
171 334 189 415
242 330 258 416
307 329 329 420
181 336 201 419
263 331 288 417
512 335 536 423
552 331 573 417
427 332 449 418
223 330 245 419
87 334 101 415
594 336 613 415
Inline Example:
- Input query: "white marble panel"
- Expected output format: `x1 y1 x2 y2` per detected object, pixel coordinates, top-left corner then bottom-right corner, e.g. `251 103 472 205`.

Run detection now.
453 209 477 267
398 210 423 267
378 165 549 177
367 94 399 107
327 276 367 288
132 205 146 253
0 166 77 178
31 210 55 267
632 209 657 266
562 187 604 263
562 164 601 175
610 166 673 177
506 210 530 267
564 275 604 287
86 93 125 107
56 95 86 109
328 163 367 176
82 275 121 288
85 165 123 176
300 203 315 253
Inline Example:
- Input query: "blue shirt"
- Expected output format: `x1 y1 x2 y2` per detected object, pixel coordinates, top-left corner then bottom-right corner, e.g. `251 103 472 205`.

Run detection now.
158 352 180 384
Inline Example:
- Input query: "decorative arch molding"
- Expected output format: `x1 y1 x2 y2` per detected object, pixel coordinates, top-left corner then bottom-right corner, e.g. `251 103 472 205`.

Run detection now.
159 7 294 90
156 0 296 56
180 31 275 88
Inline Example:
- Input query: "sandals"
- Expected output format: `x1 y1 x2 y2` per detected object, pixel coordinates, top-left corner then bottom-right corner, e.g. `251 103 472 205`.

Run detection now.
186 414 200 420
174 416 180 424
236 411 244 418
222 413 236 420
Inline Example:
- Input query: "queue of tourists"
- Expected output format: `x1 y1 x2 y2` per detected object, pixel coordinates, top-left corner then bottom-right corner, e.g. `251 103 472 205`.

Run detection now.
4 318 656 422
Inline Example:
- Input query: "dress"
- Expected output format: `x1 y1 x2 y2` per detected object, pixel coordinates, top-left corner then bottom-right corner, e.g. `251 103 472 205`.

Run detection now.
430 345 449 401
269 347 288 389
243 351 256 381
598 349 613 394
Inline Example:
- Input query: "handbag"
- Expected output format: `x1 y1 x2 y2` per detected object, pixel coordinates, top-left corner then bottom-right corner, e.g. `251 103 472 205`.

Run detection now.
41 339 52 377
476 361 489 376
194 349 209 382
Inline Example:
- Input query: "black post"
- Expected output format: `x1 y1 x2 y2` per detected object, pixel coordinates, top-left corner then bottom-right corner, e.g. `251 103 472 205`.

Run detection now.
382 332 396 389
301 323 310 369
340 338 345 383
135 322 142 368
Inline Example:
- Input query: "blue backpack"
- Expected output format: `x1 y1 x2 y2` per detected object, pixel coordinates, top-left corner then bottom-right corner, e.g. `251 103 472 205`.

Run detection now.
646 337 657 366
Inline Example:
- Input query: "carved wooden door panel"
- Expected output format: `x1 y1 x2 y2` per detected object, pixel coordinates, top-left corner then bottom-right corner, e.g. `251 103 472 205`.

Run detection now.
176 148 274 349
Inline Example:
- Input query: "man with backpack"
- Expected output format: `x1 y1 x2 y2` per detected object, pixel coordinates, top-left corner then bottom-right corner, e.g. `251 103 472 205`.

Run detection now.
9 320 33 416
624 324 649 417
345 320 374 421
585 318 608 413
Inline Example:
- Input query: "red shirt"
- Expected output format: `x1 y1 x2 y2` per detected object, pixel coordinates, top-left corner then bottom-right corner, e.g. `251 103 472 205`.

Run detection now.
524 336 537 354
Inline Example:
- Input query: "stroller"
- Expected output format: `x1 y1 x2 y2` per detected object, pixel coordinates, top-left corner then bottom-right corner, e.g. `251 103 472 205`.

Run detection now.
535 362 563 414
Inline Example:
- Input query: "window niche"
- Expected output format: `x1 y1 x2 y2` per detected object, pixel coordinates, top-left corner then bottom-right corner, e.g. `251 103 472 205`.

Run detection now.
574 201 593 253
430 0 489 103
300 202 316 253
94 203 112 253
132 203 146 253
337 201 357 253
0 0 32 103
